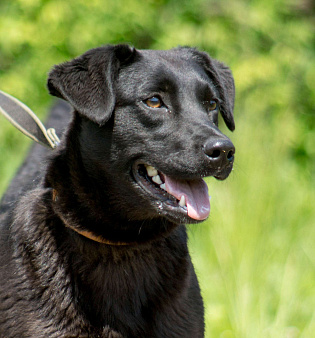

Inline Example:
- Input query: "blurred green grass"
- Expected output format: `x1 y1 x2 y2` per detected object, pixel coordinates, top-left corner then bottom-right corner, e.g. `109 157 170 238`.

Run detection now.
0 0 314 337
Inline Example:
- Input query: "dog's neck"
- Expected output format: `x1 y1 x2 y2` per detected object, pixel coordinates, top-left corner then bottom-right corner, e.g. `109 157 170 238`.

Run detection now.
52 189 134 246
52 190 134 246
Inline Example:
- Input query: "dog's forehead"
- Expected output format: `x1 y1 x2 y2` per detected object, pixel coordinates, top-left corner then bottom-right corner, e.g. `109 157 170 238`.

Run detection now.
141 48 193 64
117 48 214 95
139 48 206 76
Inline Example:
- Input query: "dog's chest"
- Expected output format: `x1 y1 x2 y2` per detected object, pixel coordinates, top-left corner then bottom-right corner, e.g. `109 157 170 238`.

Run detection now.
22 229 189 336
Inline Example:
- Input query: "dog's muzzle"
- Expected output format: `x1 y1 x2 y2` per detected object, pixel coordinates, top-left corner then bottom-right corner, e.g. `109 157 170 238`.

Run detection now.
132 138 235 223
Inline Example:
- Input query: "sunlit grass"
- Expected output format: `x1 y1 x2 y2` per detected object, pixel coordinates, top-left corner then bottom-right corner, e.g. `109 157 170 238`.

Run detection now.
189 113 315 337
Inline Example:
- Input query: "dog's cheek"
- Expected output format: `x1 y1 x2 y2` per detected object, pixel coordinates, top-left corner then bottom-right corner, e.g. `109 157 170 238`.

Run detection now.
110 113 151 159
112 108 176 157
78 118 161 219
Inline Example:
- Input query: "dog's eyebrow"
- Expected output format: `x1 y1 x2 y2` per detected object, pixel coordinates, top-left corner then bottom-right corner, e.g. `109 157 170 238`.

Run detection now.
196 79 219 102
144 77 177 95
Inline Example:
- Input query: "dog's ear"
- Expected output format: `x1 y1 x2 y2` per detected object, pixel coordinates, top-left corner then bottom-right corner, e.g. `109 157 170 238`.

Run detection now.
210 58 235 131
187 49 235 131
47 44 137 125
212 59 235 131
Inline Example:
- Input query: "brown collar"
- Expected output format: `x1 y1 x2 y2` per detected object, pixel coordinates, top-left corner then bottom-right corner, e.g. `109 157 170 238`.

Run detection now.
52 189 132 246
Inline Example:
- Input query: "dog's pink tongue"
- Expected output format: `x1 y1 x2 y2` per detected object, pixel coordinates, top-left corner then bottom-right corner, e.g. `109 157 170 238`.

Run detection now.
164 176 210 220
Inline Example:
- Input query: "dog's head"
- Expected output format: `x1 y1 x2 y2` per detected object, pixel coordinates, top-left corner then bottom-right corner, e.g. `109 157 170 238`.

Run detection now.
47 45 235 239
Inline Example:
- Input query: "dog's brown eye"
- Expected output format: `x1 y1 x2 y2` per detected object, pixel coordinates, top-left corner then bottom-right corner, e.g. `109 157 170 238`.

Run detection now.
145 97 163 109
207 100 217 111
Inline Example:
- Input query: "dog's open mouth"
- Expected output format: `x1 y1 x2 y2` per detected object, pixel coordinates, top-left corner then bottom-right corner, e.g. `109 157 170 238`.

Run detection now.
133 163 210 221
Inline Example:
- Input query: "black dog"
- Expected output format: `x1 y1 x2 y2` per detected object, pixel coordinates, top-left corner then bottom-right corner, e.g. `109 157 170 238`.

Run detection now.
0 45 235 337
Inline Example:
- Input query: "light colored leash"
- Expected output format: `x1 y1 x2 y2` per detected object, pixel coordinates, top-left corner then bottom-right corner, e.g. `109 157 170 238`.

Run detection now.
0 90 60 149
0 90 133 245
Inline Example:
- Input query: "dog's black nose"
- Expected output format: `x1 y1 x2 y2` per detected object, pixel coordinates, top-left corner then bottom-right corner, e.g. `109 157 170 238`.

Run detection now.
203 138 235 166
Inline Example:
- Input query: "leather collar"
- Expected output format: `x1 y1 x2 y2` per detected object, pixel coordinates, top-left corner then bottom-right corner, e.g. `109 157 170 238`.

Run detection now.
52 189 132 246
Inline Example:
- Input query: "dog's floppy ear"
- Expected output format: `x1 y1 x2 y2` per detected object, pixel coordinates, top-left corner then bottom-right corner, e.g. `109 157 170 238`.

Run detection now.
188 49 235 131
47 44 137 125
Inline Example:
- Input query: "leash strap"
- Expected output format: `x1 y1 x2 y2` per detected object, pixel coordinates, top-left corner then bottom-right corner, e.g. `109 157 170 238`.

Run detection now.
1 91 133 246
0 90 60 149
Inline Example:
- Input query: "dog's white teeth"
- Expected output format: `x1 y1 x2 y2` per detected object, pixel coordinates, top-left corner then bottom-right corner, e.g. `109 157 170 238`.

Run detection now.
152 175 163 185
145 165 158 177
179 195 186 207
144 164 166 190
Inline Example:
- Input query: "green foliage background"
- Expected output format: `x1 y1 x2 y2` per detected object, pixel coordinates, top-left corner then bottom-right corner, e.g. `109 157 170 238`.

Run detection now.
0 0 314 336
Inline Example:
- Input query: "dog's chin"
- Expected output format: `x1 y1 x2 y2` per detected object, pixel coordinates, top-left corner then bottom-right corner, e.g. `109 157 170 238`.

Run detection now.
131 161 211 225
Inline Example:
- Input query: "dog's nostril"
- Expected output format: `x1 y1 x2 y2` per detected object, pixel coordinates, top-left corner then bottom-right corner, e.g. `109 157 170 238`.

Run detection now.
227 150 234 162
209 149 221 159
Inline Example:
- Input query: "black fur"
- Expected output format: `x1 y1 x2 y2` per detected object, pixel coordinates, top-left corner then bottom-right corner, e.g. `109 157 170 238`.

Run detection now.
0 44 235 337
